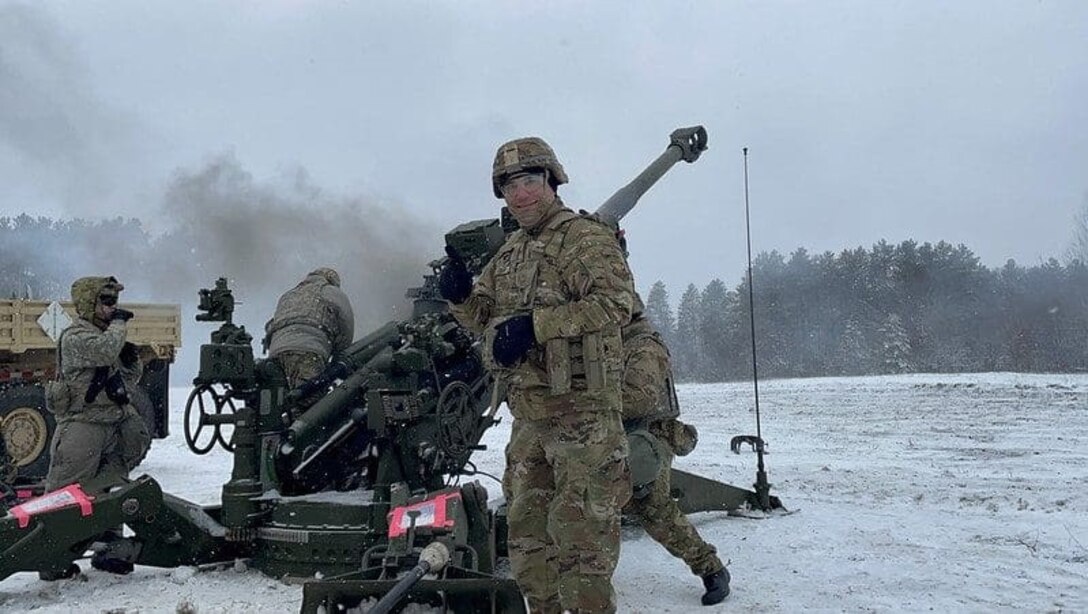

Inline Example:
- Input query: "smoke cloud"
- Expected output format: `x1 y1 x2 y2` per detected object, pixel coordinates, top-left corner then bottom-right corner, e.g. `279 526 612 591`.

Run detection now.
147 153 439 336
1 6 445 381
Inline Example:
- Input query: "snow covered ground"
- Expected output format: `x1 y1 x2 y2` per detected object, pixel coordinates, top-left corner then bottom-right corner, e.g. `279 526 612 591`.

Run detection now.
2 373 1085 613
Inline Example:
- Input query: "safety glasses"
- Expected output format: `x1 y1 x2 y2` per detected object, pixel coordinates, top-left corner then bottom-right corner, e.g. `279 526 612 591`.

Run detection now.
500 172 546 197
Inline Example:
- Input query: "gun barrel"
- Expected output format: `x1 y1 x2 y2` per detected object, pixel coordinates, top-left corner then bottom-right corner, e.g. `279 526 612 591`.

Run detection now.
594 125 708 227
370 542 451 614
285 361 378 448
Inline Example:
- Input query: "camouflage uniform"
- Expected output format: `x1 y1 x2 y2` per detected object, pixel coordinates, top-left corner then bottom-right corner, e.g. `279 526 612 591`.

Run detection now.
265 268 355 388
45 277 150 494
621 306 724 579
451 153 636 611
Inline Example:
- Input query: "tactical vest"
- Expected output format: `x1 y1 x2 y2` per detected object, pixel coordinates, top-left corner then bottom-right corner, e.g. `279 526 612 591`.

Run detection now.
621 314 680 425
54 319 136 423
264 278 340 355
485 210 625 417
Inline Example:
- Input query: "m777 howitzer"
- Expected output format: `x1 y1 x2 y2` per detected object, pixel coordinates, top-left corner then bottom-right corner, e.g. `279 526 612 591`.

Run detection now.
412 126 710 307
0 278 520 612
0 126 778 613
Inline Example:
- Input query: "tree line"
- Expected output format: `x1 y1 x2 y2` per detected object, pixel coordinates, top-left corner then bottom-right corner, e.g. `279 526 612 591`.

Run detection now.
5 216 1087 379
644 240 1088 381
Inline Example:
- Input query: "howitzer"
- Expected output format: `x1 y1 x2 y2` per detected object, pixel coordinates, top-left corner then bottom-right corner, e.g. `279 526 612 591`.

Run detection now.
410 126 710 310
0 126 779 612
595 125 708 227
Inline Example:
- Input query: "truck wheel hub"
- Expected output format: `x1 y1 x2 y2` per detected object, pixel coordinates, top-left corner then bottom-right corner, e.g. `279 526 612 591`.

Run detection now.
1 407 48 467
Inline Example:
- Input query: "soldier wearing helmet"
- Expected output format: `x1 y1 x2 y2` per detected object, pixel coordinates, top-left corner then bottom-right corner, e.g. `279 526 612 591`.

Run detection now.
621 292 730 606
41 276 151 579
441 137 636 613
264 268 355 389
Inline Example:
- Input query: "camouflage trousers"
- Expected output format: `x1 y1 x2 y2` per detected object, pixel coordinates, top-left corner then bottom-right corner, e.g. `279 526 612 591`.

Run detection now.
623 447 723 577
44 406 150 493
503 411 631 614
276 350 326 389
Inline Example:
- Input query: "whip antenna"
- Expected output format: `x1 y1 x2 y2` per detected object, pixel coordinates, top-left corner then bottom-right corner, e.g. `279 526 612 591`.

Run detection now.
731 145 774 511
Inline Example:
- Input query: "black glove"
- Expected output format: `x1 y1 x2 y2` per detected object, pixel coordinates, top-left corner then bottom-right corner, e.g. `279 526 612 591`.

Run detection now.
119 342 139 368
85 365 111 403
492 314 536 368
104 371 130 406
437 246 473 304
111 308 135 322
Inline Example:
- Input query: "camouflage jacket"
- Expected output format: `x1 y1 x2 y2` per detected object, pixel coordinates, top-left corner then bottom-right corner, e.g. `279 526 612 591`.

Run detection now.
451 202 636 420
621 311 680 427
59 318 143 423
266 273 355 360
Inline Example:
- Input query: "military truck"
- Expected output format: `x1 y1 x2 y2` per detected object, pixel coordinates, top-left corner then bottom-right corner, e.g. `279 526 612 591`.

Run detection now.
0 298 181 486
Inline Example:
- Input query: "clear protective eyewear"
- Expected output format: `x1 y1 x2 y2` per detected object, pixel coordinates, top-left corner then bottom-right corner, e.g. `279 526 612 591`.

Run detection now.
500 172 546 196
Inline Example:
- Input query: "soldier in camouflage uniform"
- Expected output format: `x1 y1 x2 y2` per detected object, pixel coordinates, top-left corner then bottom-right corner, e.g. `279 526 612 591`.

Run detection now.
621 294 730 605
265 268 355 388
46 276 150 493
41 276 151 579
440 137 635 613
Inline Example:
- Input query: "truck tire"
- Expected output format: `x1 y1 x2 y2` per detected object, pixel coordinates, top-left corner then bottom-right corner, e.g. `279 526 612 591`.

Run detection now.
0 383 56 485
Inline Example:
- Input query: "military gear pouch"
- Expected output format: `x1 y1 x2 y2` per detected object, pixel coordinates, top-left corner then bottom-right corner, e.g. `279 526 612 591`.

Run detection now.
44 380 75 416
545 338 572 395
45 327 76 415
582 332 605 391
627 429 666 499
656 418 699 456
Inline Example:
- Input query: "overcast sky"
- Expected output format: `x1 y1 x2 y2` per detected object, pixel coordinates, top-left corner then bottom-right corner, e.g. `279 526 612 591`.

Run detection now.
2 1 1086 296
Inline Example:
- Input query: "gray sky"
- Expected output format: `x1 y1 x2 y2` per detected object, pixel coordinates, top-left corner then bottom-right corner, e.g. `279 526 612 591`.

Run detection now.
2 0 1086 297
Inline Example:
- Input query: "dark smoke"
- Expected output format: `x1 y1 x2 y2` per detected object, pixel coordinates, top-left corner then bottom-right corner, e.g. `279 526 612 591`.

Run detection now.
1 154 443 382
148 153 438 335
0 6 445 382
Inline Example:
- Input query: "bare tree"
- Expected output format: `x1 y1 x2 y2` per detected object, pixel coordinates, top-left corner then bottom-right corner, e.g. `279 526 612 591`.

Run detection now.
1066 193 1088 264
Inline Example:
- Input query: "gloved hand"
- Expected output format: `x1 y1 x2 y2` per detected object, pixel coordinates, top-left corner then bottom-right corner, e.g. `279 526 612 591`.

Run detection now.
437 246 473 304
492 314 536 368
119 342 139 368
111 308 135 322
104 371 130 406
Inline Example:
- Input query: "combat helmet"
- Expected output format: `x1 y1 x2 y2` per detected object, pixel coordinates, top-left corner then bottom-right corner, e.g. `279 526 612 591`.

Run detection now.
308 267 341 287
491 137 569 198
70 276 124 320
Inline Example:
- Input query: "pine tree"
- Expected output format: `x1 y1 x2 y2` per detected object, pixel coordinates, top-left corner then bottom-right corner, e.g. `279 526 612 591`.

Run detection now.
697 279 730 380
836 317 871 375
877 313 913 373
643 280 676 346
674 284 703 381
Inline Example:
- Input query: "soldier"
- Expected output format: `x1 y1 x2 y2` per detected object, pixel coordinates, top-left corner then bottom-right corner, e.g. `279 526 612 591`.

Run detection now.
621 297 730 605
41 276 151 579
440 137 636 613
264 268 355 388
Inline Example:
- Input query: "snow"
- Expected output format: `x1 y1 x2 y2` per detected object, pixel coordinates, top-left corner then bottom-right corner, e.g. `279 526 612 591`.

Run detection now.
1 373 1085 613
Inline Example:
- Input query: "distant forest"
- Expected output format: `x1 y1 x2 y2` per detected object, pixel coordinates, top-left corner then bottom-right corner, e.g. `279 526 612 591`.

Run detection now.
644 241 1088 380
5 215 1088 380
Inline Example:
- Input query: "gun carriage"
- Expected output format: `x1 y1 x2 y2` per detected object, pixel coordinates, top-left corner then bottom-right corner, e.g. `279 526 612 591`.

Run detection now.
0 126 781 613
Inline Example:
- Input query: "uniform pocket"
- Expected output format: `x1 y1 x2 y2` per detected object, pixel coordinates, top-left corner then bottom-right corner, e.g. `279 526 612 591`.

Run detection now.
44 380 75 416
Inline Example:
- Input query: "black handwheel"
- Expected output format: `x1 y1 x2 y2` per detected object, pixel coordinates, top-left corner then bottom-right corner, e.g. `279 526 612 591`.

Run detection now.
435 381 478 471
185 384 236 454
213 392 237 452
